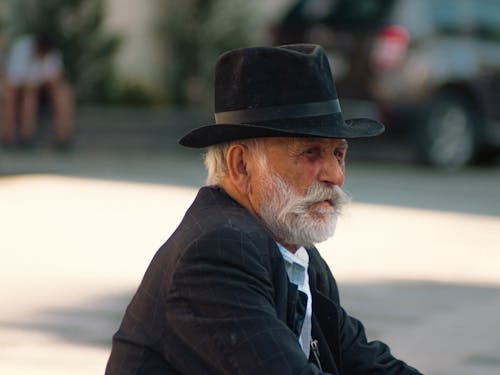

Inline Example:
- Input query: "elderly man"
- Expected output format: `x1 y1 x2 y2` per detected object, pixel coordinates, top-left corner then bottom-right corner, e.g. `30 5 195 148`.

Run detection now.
106 44 421 374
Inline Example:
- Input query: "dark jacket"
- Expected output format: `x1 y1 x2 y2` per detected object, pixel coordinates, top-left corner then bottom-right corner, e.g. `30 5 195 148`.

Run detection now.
106 186 422 375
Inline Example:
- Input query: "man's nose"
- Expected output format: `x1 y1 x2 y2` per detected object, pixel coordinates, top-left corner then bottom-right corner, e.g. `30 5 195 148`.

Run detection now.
318 157 345 187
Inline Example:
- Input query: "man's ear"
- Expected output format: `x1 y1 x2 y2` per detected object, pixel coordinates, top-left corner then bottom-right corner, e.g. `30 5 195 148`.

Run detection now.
226 144 251 195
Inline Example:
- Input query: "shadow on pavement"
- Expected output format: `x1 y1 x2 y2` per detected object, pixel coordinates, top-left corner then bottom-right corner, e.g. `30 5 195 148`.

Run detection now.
3 281 500 347
1 274 500 375
0 292 131 349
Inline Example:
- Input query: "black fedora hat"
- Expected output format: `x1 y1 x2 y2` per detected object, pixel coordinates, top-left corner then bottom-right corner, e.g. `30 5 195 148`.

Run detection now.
179 44 384 148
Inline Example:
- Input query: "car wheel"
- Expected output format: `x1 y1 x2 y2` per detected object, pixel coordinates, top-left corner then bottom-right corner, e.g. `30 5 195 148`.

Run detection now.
475 145 500 165
416 93 476 168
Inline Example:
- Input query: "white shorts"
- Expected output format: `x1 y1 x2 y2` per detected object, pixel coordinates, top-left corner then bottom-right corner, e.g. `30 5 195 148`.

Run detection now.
5 35 63 86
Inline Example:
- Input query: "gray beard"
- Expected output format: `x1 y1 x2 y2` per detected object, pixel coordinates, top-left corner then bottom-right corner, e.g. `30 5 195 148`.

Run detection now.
257 166 351 248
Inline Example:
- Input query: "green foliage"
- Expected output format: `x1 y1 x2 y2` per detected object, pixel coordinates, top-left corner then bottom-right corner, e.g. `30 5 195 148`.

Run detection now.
164 0 259 106
3 0 121 102
113 80 166 107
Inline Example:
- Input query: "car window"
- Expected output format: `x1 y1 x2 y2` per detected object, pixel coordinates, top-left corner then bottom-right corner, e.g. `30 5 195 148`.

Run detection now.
474 0 500 41
390 0 432 37
324 0 394 27
302 0 339 21
431 0 475 35
280 0 500 41
282 0 394 28
394 0 482 38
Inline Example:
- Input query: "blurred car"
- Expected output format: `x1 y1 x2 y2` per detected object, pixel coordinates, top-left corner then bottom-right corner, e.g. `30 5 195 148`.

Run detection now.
272 0 500 167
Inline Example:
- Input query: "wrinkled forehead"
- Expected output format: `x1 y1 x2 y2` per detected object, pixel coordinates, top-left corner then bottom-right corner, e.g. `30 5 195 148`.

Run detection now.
293 137 348 148
258 137 347 152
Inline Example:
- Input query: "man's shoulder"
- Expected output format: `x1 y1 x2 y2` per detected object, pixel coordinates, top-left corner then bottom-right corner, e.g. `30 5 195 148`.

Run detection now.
163 186 276 257
185 186 266 234
147 186 282 287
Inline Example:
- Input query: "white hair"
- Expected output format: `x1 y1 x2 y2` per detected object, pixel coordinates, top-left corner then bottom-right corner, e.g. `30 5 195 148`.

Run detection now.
204 139 264 186
204 142 231 186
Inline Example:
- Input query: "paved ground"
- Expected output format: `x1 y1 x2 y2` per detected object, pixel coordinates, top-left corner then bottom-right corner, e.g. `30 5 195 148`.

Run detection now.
1 107 500 375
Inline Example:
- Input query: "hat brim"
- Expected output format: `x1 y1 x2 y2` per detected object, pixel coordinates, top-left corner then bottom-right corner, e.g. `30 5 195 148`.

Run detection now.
179 114 385 148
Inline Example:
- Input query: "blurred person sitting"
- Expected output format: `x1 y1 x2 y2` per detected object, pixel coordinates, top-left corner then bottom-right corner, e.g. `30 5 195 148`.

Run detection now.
1 33 74 149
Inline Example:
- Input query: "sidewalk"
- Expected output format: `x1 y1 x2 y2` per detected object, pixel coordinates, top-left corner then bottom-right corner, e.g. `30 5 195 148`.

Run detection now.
1 173 500 375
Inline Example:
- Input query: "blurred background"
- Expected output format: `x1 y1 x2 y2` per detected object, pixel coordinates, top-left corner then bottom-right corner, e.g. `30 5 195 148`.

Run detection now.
0 1 499 374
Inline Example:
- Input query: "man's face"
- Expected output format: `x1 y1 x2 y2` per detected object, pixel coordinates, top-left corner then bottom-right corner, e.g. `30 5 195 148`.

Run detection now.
248 137 350 249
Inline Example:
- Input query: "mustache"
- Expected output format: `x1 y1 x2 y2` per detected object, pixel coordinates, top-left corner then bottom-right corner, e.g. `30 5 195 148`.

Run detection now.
296 182 351 214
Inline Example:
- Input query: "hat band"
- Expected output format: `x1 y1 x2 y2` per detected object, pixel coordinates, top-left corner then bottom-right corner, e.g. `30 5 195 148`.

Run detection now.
215 99 341 124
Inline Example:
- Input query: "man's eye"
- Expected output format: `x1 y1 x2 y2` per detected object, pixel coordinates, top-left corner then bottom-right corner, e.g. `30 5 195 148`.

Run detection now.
303 148 321 159
334 149 346 161
305 146 323 154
